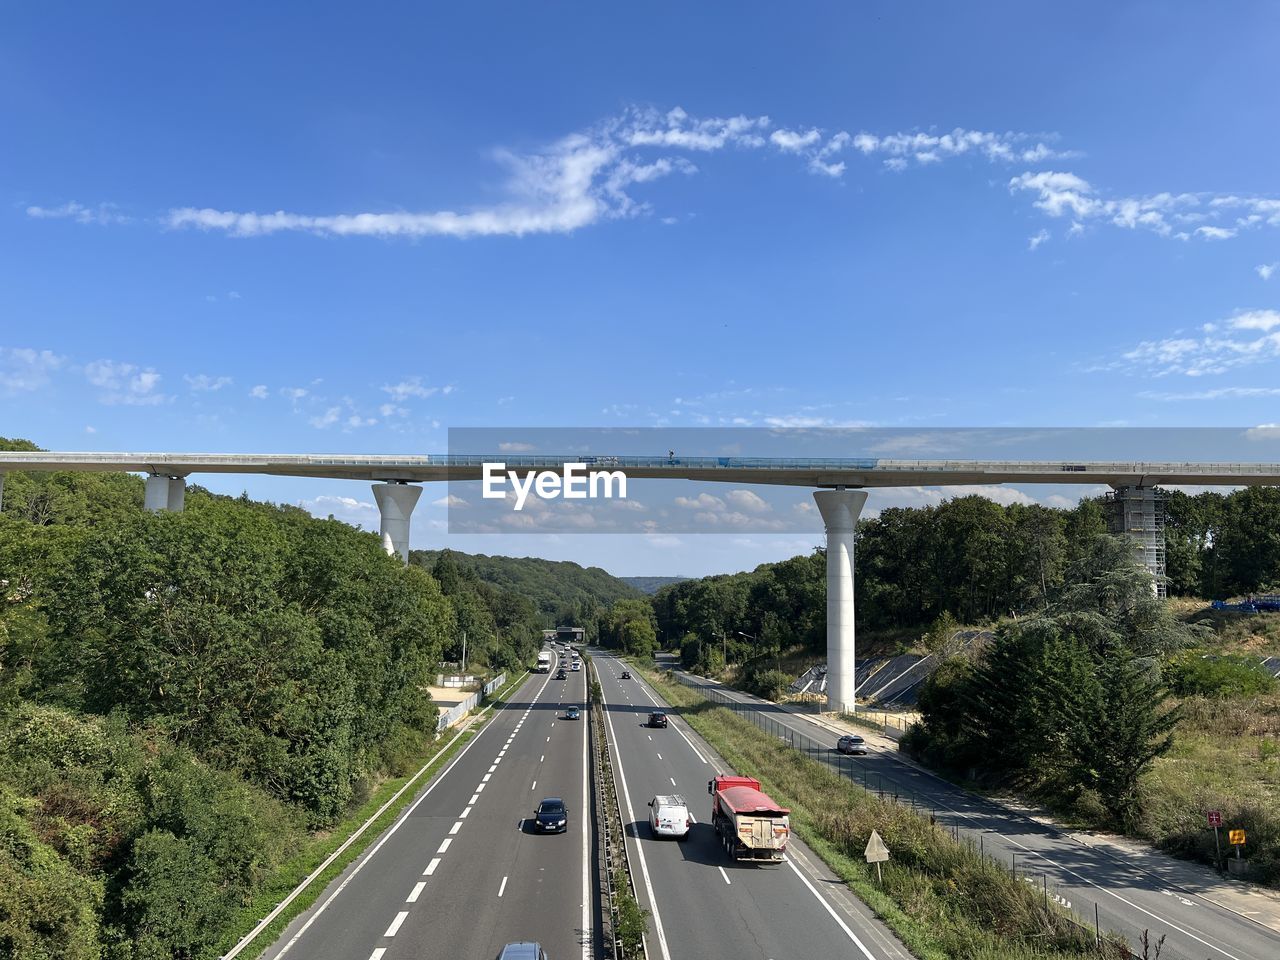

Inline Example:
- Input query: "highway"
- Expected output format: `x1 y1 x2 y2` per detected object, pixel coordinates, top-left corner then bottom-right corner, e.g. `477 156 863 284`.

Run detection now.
262 649 594 960
592 650 914 960
673 669 1280 960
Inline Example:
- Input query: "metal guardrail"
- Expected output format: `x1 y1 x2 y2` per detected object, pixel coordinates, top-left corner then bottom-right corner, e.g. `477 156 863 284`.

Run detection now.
675 674 1138 958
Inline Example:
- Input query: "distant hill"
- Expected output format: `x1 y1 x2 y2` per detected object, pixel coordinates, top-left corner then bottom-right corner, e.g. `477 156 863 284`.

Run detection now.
411 549 641 619
623 576 690 595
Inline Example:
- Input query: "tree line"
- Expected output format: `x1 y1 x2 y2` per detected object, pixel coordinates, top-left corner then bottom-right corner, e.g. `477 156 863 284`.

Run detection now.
0 438 634 959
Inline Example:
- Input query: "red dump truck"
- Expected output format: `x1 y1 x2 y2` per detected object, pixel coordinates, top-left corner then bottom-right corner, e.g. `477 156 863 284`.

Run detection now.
707 774 790 862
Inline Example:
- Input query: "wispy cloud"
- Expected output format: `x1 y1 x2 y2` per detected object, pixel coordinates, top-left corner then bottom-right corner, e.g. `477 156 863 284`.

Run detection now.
1028 229 1050 251
1114 310 1280 376
28 108 1071 242
1011 171 1280 242
1140 386 1280 401
249 384 269 399
1258 262 1278 281
382 376 451 402
84 359 168 405
26 201 129 225
0 347 64 393
184 373 232 392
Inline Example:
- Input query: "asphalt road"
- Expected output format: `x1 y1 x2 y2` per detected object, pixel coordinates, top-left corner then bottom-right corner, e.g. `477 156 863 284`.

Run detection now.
674 669 1280 960
262 649 595 960
592 651 914 960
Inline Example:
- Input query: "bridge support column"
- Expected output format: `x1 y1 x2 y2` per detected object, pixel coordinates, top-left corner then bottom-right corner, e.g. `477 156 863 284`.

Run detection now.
373 481 422 564
1105 485 1167 598
814 488 868 715
144 474 187 513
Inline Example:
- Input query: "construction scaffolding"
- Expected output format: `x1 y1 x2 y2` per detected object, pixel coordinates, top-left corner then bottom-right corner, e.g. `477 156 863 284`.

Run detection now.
1105 485 1167 599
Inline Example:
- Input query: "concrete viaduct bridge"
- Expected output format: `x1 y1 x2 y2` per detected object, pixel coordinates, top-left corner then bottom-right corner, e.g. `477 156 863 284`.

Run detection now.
3 450 1279 713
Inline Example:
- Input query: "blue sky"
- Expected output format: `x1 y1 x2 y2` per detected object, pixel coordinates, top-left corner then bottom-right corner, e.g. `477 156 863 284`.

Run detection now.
3 2 1279 575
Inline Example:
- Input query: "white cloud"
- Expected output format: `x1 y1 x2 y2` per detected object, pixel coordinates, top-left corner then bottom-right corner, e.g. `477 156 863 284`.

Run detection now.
1117 310 1280 376
1028 229 1050 251
379 402 408 417
674 492 725 510
298 495 378 524
0 347 64 392
309 406 341 429
1140 386 1280 401
84 359 168 405
498 441 536 452
770 128 821 153
725 489 770 513
1195 226 1236 241
249 384 269 399
26 201 128 225
84 425 96 434
184 373 232 392
1258 263 1278 281
432 494 469 508
383 377 442 401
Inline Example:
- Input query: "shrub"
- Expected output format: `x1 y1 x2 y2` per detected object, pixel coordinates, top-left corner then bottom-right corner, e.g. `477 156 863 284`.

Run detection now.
1164 652 1278 699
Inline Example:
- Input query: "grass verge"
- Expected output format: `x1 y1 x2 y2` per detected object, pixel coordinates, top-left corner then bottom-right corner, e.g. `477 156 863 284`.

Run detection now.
633 662 1128 960
218 669 530 959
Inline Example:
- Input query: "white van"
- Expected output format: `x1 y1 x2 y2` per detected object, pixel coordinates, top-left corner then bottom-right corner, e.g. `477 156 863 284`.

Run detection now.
647 794 691 839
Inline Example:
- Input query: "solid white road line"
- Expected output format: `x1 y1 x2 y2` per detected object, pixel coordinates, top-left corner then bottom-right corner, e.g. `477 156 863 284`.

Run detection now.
581 675 591 960
599 675 672 960
785 860 878 960
407 882 426 903
498 876 508 898
424 858 440 876
384 911 408 938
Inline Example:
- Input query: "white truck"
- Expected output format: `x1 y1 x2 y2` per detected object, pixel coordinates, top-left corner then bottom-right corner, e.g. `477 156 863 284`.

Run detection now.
536 651 553 673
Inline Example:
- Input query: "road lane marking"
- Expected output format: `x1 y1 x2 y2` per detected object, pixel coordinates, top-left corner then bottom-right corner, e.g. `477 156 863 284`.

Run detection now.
470 794 479 804
499 750 506 757
785 859 877 960
718 866 731 885
369 950 385 960
498 875 508 898
581 673 591 960
437 838 452 854
483 774 491 782
449 821 462 835
476 782 486 792
407 881 426 903
656 753 662 760
489 764 498 772
268 668 543 959
384 911 408 937
460 806 472 818
599 673 672 960
532 780 537 791
547 736 551 742
670 777 676 786
425 858 440 875
540 754 544 762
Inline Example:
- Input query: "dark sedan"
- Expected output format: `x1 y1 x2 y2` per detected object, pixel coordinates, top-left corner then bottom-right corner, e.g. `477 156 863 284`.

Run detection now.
648 711 668 728
532 797 568 833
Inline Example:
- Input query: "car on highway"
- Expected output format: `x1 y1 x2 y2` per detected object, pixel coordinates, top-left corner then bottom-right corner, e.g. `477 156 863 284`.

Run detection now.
564 705 580 720
555 669 567 680
648 711 668 728
532 797 568 833
835 734 868 755
571 662 581 671
495 943 549 960
620 670 631 679
647 794 691 839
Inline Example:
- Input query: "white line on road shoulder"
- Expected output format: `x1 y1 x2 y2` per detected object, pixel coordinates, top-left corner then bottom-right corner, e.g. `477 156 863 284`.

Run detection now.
785 859 878 960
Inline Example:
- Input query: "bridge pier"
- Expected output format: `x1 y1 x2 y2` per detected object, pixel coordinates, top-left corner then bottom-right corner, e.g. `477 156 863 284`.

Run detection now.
372 481 422 564
1106 485 1167 598
814 487 868 715
144 474 187 512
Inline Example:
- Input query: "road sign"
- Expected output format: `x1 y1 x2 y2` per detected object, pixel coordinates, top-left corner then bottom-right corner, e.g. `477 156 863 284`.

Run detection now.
865 830 890 863
1230 829 1247 846
1207 810 1222 827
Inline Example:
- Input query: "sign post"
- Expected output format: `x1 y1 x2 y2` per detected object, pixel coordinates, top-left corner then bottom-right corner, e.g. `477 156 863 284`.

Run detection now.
1207 810 1222 871
864 829 890 884
1230 828 1246 860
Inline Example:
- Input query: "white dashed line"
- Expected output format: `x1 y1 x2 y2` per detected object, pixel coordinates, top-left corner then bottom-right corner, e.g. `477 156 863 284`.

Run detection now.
489 764 498 773
424 858 440 875
470 794 479 805
407 881 426 902
369 950 386 960
540 754 544 762
498 875 508 898
449 821 462 835
532 780 537 791
483 774 491 782
656 753 662 760
461 806 472 818
718 866 731 885
670 777 676 786
437 838 452 854
384 911 408 937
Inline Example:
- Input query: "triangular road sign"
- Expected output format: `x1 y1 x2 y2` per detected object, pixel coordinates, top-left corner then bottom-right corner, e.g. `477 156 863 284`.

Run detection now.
864 830 890 863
